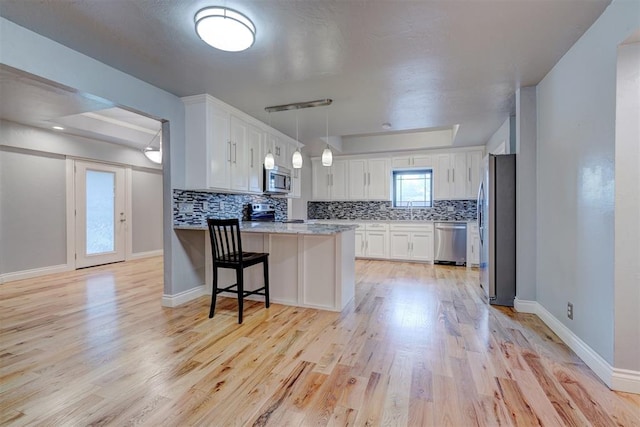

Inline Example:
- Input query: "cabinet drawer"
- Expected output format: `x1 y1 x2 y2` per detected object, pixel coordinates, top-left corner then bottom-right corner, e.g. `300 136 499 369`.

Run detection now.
389 222 433 232
365 223 389 231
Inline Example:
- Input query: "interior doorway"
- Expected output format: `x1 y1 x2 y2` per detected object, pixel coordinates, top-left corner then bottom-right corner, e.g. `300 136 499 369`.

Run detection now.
74 160 127 268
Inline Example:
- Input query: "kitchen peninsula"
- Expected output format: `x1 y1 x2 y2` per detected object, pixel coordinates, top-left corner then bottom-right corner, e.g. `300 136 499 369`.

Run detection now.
174 222 357 312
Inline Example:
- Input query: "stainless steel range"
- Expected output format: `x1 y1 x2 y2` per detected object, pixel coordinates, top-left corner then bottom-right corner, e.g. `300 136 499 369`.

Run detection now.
249 203 275 222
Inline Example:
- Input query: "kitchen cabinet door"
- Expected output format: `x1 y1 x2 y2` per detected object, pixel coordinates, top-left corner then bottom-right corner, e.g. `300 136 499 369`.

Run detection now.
247 124 263 193
366 231 388 259
330 160 349 200
434 154 451 199
411 231 433 261
348 159 367 199
312 158 330 200
290 167 302 198
229 115 248 191
354 231 365 257
451 152 467 198
209 107 231 189
389 232 411 259
467 222 480 266
367 158 390 200
466 150 483 199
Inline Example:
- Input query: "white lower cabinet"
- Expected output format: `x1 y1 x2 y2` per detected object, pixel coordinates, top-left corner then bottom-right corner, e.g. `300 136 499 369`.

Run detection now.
352 223 389 259
467 222 480 266
389 223 434 262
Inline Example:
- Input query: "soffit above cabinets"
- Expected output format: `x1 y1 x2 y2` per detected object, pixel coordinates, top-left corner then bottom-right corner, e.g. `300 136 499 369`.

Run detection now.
0 65 161 151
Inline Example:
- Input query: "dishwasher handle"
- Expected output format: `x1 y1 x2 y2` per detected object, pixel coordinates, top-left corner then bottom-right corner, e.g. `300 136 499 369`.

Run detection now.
435 224 467 231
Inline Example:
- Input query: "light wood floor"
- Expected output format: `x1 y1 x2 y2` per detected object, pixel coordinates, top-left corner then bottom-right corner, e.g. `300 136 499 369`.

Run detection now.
1 257 638 426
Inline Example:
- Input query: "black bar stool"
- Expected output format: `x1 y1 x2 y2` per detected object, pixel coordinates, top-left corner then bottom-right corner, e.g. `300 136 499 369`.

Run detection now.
206 218 270 324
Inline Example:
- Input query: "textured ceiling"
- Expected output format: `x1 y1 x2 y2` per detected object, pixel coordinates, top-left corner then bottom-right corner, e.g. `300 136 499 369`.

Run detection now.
0 0 611 152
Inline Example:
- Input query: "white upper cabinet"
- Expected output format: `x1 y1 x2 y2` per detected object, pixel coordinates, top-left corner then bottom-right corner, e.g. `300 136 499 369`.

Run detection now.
247 123 263 193
434 150 482 199
347 158 390 200
183 94 302 194
391 154 432 168
312 158 348 200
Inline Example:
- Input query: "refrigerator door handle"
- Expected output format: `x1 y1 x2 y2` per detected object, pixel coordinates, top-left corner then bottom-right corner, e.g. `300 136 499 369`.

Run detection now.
477 181 484 245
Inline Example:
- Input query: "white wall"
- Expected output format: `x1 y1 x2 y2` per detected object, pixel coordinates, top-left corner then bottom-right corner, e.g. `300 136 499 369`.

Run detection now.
0 147 67 273
515 88 537 302
0 17 199 296
485 118 511 154
131 168 163 254
614 40 640 372
536 0 639 366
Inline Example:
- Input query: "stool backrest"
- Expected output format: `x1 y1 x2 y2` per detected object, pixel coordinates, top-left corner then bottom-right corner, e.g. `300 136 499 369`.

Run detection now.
207 218 243 264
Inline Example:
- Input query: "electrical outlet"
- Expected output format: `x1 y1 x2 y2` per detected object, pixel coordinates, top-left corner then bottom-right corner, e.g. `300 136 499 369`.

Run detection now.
447 206 455 212
178 203 193 213
219 201 226 211
203 202 209 211
567 302 574 320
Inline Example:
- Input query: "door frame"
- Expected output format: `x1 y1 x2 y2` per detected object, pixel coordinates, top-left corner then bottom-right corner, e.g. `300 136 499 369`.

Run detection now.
66 158 133 269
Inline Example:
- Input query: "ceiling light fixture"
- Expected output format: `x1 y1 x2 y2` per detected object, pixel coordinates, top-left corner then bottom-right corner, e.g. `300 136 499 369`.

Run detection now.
194 6 256 52
291 111 303 169
322 109 333 167
143 128 162 165
52 125 64 130
265 99 332 113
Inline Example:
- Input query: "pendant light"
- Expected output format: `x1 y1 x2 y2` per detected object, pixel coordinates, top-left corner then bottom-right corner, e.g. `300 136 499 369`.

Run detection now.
322 108 333 167
143 128 162 165
264 112 275 169
194 7 256 52
291 111 303 169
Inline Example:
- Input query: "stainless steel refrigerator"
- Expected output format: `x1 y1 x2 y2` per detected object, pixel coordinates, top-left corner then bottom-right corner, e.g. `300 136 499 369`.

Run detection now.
478 154 516 306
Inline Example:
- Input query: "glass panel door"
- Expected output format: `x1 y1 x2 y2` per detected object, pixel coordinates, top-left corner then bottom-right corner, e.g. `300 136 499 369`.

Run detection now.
75 161 126 268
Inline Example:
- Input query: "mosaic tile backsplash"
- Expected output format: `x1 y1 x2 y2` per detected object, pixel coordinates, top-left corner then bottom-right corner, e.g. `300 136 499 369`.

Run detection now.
308 200 477 221
173 190 288 226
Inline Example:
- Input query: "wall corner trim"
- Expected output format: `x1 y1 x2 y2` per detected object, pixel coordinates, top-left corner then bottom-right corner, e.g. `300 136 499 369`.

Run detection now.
514 299 640 394
162 285 207 307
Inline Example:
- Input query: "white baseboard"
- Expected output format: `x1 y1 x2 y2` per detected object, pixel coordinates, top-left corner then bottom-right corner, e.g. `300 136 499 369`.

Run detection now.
514 297 538 314
612 368 640 394
0 264 72 284
129 249 163 260
514 299 640 394
162 285 207 307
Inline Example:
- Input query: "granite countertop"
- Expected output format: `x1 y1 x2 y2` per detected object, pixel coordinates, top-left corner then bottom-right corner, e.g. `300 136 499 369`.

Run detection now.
309 219 477 224
174 221 357 235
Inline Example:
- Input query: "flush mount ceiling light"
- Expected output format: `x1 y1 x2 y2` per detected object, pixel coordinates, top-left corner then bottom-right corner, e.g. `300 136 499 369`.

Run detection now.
195 6 256 52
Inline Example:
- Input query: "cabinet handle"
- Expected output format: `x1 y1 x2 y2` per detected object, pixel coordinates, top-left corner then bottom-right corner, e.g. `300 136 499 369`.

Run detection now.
471 244 474 254
468 167 471 182
368 172 371 186
447 169 450 182
250 148 254 168
227 141 232 162
364 173 367 186
233 142 237 163
452 169 455 182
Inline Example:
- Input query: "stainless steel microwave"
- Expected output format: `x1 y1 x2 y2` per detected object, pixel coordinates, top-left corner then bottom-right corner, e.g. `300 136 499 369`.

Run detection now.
264 165 291 194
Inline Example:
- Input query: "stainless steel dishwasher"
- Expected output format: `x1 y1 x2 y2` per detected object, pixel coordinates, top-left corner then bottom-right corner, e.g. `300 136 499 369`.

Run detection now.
434 222 467 265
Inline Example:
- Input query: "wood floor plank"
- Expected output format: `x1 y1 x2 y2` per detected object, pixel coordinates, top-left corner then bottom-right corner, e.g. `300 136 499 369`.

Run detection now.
1 256 638 426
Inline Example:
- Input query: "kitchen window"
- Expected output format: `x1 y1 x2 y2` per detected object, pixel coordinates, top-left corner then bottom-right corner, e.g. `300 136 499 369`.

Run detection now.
393 169 433 207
